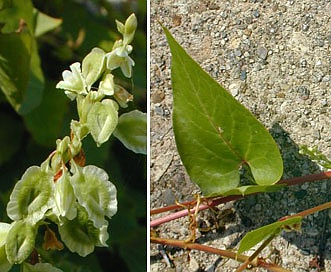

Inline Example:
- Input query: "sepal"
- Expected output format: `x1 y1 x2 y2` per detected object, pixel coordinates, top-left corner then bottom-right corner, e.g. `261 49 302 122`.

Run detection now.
87 99 118 147
82 47 105 89
7 166 53 224
0 223 12 272
53 167 77 221
5 220 36 264
58 206 109 257
70 162 117 228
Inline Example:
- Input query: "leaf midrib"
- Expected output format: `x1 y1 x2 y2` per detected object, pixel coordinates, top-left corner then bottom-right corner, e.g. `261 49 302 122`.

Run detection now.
173 46 244 165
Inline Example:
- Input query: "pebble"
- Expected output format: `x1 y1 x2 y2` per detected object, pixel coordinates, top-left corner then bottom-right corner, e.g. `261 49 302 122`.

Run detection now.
189 258 200 272
240 70 247 81
256 46 268 60
229 82 240 97
234 49 242 57
154 105 164 116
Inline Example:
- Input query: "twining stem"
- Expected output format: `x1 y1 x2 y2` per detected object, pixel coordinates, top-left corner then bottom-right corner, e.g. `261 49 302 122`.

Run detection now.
151 237 289 271
151 202 331 271
150 171 331 227
151 236 250 264
279 201 331 221
235 233 276 272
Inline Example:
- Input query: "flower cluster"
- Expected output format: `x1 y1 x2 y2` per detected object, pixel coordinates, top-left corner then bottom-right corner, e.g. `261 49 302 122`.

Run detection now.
0 14 138 272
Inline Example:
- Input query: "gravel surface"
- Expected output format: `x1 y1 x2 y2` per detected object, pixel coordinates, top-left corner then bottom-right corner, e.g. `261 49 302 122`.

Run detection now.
150 1 331 271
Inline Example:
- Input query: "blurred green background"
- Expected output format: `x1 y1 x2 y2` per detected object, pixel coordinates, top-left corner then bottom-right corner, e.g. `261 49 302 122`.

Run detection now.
0 0 147 271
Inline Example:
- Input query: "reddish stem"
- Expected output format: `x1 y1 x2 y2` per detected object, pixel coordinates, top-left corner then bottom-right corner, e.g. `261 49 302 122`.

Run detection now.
150 171 331 227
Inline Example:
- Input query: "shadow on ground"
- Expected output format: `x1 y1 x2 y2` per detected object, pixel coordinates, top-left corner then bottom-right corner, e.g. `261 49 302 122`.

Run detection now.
232 123 331 266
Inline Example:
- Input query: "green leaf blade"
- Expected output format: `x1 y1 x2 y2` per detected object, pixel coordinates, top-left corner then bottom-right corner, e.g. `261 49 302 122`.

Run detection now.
164 28 283 196
237 216 302 255
113 110 147 154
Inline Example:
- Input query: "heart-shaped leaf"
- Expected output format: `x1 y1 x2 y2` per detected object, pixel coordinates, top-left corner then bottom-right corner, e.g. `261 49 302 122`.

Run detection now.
164 28 283 196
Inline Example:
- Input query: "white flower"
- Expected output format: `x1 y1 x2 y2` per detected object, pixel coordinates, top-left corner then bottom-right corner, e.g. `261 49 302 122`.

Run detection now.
105 45 135 78
98 73 115 96
56 62 88 100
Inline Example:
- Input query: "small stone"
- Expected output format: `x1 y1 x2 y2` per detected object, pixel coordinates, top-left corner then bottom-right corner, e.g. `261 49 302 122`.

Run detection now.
240 70 247 81
243 51 250 58
314 130 321 140
257 46 268 60
302 23 309 31
252 9 259 18
189 258 200 272
234 49 242 57
322 75 331 82
300 59 307 68
229 82 240 97
321 99 328 106
297 86 310 100
154 105 164 116
151 90 165 103
255 204 262 211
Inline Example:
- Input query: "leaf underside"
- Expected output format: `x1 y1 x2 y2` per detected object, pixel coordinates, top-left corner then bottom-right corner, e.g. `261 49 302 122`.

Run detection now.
164 28 283 196
237 216 302 255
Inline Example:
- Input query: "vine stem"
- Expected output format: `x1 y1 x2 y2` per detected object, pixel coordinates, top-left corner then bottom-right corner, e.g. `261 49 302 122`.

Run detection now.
150 171 331 227
151 236 250 264
151 237 289 271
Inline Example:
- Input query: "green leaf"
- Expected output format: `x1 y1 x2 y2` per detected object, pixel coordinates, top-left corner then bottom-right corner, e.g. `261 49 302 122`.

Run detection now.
6 166 53 224
0 31 31 112
164 27 283 196
222 184 285 197
87 99 118 147
23 81 68 147
237 216 302 255
33 9 62 37
58 206 109 257
0 0 12 10
0 0 34 34
300 145 331 169
5 220 36 264
0 223 12 272
113 110 147 155
0 0 44 115
23 262 63 272
70 162 117 228
82 47 105 88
